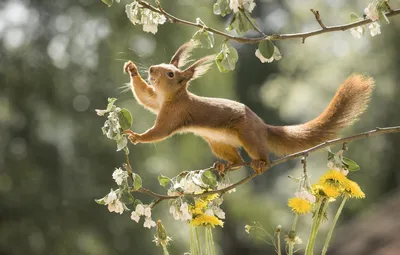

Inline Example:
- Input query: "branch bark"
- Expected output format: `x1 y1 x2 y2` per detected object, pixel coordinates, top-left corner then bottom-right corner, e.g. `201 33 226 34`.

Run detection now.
138 1 400 44
135 126 400 207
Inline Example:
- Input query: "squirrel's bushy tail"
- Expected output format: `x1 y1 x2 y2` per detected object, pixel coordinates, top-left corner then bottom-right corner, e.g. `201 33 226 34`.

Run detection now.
266 74 375 156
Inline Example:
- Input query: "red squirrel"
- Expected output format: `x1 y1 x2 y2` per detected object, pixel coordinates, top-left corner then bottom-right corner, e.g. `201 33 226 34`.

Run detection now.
123 41 374 173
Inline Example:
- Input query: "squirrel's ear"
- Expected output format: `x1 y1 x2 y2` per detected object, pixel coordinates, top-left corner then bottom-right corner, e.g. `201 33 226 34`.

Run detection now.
183 55 215 81
170 40 199 68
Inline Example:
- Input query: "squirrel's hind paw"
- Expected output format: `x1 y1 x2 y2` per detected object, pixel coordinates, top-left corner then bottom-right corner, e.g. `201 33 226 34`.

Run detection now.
250 159 269 174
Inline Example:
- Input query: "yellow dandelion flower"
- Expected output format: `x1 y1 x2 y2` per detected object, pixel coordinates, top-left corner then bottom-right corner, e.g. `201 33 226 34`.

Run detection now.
191 214 224 228
319 170 350 187
343 180 365 199
205 194 219 201
312 184 341 199
288 197 312 214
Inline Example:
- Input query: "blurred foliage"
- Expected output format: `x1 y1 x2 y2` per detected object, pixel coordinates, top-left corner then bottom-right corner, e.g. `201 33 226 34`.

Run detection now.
0 0 399 254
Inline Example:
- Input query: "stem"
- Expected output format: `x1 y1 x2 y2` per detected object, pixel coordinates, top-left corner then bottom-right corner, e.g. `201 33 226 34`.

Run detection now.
195 226 202 255
138 1 400 44
305 200 322 255
321 197 348 255
288 214 299 255
277 229 281 255
306 199 329 255
239 8 265 35
209 227 215 255
162 245 170 255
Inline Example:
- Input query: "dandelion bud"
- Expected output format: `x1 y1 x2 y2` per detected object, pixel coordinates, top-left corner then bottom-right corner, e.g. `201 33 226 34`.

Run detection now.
157 220 168 242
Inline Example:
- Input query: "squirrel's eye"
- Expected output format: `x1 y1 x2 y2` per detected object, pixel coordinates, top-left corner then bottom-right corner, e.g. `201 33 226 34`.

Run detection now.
167 72 174 78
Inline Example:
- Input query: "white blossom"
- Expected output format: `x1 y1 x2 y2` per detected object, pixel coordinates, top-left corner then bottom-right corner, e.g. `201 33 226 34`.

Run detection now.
135 203 152 217
135 204 145 215
112 167 129 186
95 109 107 116
131 211 140 223
368 22 381 36
144 206 152 218
213 207 226 219
126 2 166 34
104 189 118 205
364 3 379 21
180 202 192 221
229 0 256 13
295 190 316 203
143 24 158 34
169 205 180 220
144 217 156 229
108 199 125 214
182 179 203 194
350 26 364 39
205 208 214 216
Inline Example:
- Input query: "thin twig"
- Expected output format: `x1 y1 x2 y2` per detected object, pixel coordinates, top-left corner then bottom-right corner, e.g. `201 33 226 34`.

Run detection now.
239 8 265 36
133 126 400 205
137 1 400 44
301 156 308 175
310 9 326 29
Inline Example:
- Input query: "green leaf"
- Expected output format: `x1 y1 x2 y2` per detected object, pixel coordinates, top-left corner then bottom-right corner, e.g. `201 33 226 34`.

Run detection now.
132 173 142 191
228 12 254 35
341 157 360 171
133 199 142 207
221 47 238 71
101 0 113 7
378 10 390 24
327 149 335 161
213 3 221 15
192 30 215 49
106 97 117 111
158 174 171 187
119 191 135 204
213 0 231 17
349 12 360 22
201 170 217 188
118 108 133 130
273 46 282 61
116 136 127 151
258 40 275 59
215 46 239 73
95 198 106 205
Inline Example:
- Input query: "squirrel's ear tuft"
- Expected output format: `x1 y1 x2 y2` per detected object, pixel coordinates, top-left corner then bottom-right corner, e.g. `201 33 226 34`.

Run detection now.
183 55 215 81
170 40 199 68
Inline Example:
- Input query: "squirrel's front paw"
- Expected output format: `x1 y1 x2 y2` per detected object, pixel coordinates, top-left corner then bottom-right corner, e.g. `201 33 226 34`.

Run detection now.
123 61 138 77
250 159 269 174
124 130 139 145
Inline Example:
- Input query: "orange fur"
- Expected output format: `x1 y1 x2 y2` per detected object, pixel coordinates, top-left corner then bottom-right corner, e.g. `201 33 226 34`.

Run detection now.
124 43 374 173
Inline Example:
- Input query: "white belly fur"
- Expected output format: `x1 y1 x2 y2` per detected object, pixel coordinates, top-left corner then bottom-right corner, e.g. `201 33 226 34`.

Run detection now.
181 127 241 147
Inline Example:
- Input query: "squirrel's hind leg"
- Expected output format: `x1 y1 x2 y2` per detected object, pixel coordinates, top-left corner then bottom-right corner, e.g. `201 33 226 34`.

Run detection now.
205 139 244 173
237 130 270 174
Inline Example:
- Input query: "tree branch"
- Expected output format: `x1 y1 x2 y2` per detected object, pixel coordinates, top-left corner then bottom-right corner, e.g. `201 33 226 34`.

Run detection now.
134 126 400 207
138 1 400 44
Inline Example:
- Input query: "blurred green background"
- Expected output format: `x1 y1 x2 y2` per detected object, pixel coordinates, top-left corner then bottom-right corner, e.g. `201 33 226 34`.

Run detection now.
1 0 400 254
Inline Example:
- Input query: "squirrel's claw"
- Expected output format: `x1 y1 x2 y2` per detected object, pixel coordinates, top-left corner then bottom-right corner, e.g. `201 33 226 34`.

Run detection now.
123 60 138 77
251 159 269 174
124 130 139 145
213 161 227 174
